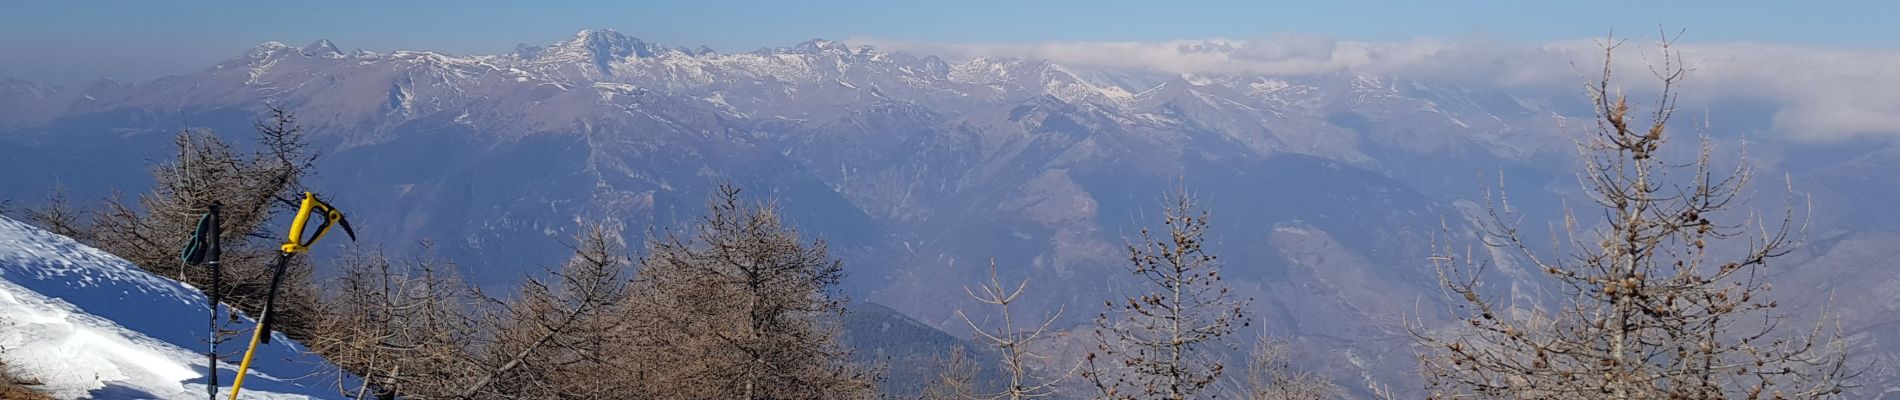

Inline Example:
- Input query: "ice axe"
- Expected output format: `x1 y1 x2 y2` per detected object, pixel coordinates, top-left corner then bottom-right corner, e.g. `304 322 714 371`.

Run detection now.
228 192 354 400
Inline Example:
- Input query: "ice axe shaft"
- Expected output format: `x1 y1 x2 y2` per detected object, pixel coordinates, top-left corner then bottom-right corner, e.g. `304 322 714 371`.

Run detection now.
225 251 288 400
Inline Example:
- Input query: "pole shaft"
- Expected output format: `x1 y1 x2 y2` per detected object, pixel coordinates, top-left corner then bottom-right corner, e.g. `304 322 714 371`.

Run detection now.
208 259 220 400
203 203 222 400
227 252 291 400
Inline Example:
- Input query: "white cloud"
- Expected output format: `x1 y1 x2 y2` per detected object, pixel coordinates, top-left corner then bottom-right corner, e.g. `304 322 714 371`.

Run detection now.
850 35 1900 141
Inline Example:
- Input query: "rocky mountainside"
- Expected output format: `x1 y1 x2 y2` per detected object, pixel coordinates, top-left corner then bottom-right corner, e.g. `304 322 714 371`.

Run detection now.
2 29 1894 396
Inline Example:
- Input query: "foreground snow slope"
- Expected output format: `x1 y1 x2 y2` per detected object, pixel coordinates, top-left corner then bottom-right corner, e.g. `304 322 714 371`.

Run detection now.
0 215 344 399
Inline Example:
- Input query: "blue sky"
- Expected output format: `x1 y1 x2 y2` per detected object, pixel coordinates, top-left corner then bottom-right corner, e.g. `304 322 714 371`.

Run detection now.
2 1 1896 85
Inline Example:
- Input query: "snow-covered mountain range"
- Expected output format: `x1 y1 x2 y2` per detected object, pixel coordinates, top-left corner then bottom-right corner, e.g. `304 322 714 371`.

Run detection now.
1 29 1895 396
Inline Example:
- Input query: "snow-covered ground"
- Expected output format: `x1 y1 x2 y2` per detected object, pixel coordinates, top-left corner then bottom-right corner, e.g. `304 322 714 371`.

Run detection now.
0 216 346 399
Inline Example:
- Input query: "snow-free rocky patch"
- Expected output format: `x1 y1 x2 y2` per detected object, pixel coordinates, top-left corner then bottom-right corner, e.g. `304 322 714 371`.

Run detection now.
0 216 346 399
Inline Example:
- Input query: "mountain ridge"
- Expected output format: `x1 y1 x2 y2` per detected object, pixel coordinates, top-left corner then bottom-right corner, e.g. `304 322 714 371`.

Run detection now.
3 29 1896 396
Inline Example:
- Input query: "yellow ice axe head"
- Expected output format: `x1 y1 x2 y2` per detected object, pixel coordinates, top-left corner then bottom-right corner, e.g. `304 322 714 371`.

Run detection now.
280 192 354 254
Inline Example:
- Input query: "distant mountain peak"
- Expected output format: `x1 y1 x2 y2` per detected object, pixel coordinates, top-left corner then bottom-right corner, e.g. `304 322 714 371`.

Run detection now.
567 28 627 45
248 41 291 54
513 43 544 59
562 29 648 54
790 38 850 55
300 39 344 58
535 28 657 76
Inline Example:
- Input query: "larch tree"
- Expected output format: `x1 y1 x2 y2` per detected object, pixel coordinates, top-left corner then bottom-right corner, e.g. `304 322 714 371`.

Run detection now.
1086 191 1250 400
308 246 485 399
632 185 875 399
954 260 1076 399
1415 35 1855 399
1239 337 1341 400
18 184 88 241
81 105 325 338
922 346 984 400
462 223 632 399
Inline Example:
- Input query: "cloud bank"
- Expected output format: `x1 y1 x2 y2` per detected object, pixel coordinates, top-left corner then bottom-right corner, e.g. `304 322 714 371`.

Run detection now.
852 35 1900 141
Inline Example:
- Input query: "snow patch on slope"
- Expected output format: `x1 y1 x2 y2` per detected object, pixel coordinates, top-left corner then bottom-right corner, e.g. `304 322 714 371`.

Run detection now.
0 216 345 399
0 280 202 398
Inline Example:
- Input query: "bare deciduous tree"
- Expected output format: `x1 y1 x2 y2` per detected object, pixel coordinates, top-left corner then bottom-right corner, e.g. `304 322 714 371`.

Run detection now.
1239 337 1340 400
309 245 484 399
954 260 1075 399
1415 35 1855 399
80 105 324 338
632 185 875 399
315 188 881 399
922 346 983 400
1087 191 1250 400
464 223 631 399
18 184 89 241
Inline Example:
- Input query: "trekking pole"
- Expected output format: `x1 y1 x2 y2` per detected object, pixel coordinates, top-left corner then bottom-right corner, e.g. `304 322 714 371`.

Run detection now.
228 192 353 400
181 201 223 400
